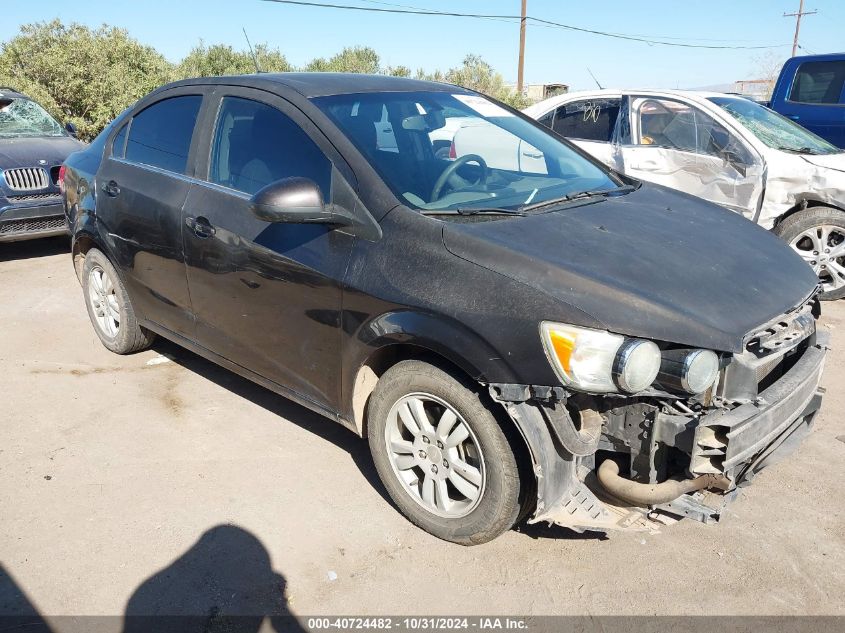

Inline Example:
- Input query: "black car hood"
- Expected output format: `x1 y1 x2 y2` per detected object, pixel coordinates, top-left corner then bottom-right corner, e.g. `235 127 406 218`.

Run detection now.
442 185 818 353
0 136 85 168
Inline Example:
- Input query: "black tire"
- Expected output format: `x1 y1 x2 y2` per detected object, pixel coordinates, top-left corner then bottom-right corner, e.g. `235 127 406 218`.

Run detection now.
367 360 522 545
82 249 155 354
774 206 845 301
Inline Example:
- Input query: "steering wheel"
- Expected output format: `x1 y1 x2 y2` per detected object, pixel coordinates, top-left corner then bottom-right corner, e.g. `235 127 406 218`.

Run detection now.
431 154 488 201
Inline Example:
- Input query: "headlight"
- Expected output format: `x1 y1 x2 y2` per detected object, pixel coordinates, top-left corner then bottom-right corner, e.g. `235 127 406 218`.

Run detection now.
613 339 663 393
657 349 720 394
540 322 661 393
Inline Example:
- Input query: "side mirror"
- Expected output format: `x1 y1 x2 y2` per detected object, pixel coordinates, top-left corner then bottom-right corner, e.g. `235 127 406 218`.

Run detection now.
249 177 350 225
65 122 78 138
720 148 749 176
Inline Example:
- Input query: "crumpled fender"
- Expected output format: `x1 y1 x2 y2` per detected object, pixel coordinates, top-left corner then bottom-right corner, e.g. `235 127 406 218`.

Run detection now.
490 394 655 532
758 154 845 229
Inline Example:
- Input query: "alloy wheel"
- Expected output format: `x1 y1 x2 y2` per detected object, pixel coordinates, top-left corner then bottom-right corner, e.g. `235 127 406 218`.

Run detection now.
384 392 486 518
87 265 121 338
790 224 845 294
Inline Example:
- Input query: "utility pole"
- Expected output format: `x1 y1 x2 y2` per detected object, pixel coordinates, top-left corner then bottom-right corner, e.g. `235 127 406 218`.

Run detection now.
784 0 817 57
517 0 527 94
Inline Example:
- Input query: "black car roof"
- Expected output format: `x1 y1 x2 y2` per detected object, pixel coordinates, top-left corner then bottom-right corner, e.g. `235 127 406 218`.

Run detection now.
163 73 470 98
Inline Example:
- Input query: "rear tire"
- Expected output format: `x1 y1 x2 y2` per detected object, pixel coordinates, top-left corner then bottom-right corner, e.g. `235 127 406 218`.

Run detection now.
774 206 845 301
82 249 155 354
367 360 522 545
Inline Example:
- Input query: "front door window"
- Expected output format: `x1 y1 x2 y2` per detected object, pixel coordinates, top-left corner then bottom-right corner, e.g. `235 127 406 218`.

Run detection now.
209 96 331 197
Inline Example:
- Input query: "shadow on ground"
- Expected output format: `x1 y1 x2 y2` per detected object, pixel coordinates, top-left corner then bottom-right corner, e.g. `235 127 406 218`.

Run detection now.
151 337 393 507
0 236 70 262
153 338 608 540
1 525 305 632
151 339 607 542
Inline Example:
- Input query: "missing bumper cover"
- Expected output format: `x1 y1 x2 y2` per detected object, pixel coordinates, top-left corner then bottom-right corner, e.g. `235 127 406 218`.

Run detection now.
488 331 828 533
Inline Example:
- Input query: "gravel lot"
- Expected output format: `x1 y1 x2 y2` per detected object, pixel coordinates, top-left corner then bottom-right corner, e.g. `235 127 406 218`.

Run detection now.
1 236 844 623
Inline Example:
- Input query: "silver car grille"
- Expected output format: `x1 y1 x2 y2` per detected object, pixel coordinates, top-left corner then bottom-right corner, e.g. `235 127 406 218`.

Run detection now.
3 167 50 192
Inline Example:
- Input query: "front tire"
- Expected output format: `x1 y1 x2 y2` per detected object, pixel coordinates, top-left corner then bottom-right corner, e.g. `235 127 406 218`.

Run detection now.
774 206 845 300
367 360 522 545
82 249 155 354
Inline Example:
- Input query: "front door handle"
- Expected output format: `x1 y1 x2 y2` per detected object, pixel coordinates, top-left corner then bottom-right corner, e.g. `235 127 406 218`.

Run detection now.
101 180 120 197
632 160 660 171
185 215 216 239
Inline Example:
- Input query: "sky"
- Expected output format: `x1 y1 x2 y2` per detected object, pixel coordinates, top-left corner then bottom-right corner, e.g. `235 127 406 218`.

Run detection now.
1 0 843 91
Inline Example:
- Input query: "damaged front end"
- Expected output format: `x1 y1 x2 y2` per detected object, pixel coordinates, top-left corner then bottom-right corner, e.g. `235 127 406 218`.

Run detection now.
490 299 829 533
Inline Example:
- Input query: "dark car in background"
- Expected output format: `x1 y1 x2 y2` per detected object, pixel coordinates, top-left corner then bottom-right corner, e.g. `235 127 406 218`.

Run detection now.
770 52 845 149
0 87 84 242
63 74 826 544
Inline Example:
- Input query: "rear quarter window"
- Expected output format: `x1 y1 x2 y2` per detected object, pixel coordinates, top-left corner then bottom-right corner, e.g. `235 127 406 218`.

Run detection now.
111 123 128 159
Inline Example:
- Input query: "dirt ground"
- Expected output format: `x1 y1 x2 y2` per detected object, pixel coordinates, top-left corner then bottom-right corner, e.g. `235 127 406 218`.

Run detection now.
1 236 844 622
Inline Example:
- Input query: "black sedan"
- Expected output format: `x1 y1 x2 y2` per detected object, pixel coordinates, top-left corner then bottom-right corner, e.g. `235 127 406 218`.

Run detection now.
0 87 84 242
63 74 826 544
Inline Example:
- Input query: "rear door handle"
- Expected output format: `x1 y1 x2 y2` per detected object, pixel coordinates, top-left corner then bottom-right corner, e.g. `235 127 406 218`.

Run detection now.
185 215 216 239
101 180 120 197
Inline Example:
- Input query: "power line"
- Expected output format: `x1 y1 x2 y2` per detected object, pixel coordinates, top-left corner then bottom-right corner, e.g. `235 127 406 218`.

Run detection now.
359 0 782 44
259 0 785 50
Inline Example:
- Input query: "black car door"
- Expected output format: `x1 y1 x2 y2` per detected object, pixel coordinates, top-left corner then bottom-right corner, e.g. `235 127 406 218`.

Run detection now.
182 87 356 414
96 87 207 339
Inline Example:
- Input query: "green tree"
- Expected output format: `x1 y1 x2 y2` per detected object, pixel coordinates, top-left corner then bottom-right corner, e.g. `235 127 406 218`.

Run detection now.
177 41 291 78
436 54 530 109
304 46 381 74
384 65 412 78
0 19 529 138
0 20 173 140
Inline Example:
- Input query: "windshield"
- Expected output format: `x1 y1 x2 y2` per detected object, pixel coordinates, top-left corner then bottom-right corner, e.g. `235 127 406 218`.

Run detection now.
709 96 840 155
0 97 65 138
313 91 620 212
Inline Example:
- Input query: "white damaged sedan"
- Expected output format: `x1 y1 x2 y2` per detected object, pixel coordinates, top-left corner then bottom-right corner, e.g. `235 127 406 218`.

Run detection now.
455 90 845 299
522 90 845 299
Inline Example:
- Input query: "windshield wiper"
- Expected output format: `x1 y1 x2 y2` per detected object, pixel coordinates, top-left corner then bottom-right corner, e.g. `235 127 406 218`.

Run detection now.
425 207 525 216
776 146 820 155
519 185 636 213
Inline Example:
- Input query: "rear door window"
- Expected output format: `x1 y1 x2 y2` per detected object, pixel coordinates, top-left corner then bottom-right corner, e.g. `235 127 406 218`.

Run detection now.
789 60 845 104
552 98 620 142
208 96 331 197
125 95 202 174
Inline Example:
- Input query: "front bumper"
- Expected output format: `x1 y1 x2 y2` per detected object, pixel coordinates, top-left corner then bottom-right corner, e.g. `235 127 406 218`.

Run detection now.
491 330 829 533
0 200 68 242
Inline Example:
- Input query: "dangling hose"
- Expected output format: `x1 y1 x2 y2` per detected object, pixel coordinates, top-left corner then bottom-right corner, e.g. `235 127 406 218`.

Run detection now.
598 459 730 506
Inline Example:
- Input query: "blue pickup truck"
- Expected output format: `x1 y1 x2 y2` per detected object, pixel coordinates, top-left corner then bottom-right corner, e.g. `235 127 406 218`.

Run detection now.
769 53 845 148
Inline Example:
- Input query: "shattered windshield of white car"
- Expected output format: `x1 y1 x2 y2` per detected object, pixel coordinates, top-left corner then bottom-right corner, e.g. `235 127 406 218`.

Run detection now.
709 96 841 155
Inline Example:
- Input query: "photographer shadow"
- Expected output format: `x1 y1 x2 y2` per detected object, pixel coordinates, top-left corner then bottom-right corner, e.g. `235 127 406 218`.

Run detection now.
2 524 304 632
123 524 304 633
